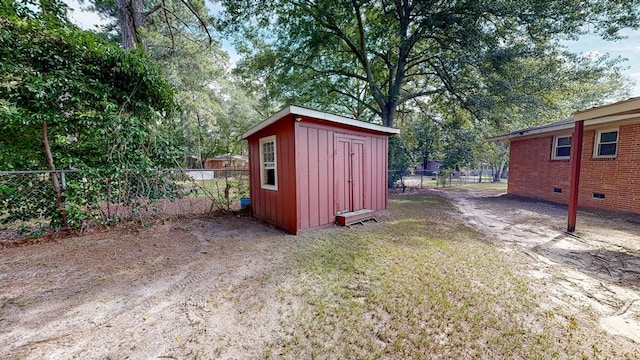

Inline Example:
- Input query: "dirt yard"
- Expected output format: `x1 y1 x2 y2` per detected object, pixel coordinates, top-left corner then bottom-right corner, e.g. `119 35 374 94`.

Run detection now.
437 187 640 343
1 189 639 359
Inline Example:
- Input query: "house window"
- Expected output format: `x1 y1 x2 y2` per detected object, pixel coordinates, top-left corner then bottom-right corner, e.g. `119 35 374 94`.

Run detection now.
594 129 618 158
259 135 277 190
552 135 571 160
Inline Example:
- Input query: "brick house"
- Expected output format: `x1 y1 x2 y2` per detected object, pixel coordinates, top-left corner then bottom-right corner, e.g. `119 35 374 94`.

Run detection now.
204 154 249 170
489 97 640 231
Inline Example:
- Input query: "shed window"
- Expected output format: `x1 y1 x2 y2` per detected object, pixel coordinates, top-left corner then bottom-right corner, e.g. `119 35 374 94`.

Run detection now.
259 135 277 190
594 129 618 158
552 135 571 160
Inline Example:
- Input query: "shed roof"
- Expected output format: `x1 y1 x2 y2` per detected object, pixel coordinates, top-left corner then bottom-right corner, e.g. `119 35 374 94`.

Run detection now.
240 105 400 140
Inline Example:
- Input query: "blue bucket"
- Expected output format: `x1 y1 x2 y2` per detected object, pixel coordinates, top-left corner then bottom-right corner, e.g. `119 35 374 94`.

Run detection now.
240 197 251 209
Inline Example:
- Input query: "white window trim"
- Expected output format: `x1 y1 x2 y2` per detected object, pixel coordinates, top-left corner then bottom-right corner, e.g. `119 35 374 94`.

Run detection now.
259 135 278 191
593 128 619 158
551 134 572 160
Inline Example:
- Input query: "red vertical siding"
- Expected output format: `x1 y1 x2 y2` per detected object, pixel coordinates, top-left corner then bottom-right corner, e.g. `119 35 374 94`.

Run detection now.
248 114 392 234
318 130 331 225
296 125 310 230
296 120 390 231
367 136 388 210
247 118 297 233
308 128 321 227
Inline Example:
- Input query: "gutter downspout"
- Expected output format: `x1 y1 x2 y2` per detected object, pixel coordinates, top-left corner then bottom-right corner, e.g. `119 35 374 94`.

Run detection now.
567 120 584 232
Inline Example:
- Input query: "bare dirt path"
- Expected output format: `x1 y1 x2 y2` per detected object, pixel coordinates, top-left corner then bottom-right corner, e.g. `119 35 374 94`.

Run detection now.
0 216 299 359
436 187 640 344
3 190 640 359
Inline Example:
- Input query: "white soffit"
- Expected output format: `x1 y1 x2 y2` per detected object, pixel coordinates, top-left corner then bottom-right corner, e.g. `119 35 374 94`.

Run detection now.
574 97 640 121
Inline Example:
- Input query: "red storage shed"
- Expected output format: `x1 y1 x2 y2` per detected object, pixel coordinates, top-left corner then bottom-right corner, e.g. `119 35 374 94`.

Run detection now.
240 105 400 234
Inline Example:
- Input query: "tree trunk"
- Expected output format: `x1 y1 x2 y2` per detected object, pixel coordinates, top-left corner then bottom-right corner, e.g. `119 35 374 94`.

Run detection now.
117 0 147 49
196 114 204 169
42 122 69 229
493 160 506 183
380 101 397 128
422 151 429 171
501 163 509 179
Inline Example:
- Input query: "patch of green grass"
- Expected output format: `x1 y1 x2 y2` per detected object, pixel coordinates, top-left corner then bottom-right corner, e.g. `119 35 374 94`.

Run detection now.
456 181 508 191
260 193 627 359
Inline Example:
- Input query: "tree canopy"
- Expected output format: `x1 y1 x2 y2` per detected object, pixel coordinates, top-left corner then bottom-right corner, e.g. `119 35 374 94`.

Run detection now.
0 0 177 170
220 0 640 127
82 0 214 49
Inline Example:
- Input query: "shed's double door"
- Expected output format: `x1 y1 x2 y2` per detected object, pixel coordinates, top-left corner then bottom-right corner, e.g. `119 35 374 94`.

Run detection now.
335 135 365 214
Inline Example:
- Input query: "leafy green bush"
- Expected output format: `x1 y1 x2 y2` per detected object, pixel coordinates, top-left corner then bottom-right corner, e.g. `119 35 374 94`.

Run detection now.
0 1 181 230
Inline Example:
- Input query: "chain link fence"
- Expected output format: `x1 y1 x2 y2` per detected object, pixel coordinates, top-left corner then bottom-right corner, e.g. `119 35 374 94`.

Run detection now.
3 166 500 241
388 169 497 191
1 169 249 241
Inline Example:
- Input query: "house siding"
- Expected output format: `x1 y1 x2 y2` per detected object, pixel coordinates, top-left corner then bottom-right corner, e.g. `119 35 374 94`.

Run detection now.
204 159 248 170
508 123 640 214
577 125 640 213
295 119 389 232
509 136 572 203
247 118 297 233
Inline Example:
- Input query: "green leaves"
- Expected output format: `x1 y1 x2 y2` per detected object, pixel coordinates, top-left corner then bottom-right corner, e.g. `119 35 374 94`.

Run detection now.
0 1 183 229
220 0 639 129
1 1 178 168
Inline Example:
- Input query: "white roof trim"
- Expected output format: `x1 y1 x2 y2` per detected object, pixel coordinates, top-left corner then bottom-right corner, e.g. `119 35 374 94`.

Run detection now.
574 97 640 121
240 105 400 140
489 112 640 142
584 113 640 126
487 122 575 142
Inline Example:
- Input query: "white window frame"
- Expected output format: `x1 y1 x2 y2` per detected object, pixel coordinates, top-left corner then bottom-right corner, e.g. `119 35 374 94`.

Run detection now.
593 128 619 158
551 134 572 160
259 135 278 190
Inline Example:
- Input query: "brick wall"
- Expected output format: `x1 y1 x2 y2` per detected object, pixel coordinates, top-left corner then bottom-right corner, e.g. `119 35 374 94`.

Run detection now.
508 123 640 214
577 124 640 213
508 136 571 203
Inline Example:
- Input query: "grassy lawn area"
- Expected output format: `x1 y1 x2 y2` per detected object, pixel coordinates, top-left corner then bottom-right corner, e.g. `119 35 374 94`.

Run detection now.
399 175 508 192
455 180 508 191
261 193 631 359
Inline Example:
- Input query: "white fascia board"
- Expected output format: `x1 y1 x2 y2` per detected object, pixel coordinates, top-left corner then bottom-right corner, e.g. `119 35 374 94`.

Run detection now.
289 105 401 134
573 97 640 121
239 106 294 140
487 123 576 142
240 105 400 140
584 113 640 127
